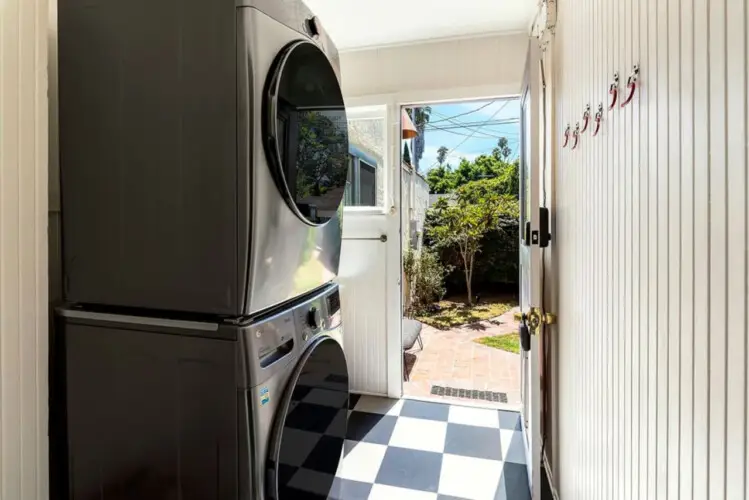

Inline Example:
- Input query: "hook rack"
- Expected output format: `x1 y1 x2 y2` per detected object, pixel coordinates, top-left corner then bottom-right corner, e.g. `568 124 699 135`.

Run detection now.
581 104 591 133
620 64 639 107
608 72 620 110
562 124 571 148
592 103 603 136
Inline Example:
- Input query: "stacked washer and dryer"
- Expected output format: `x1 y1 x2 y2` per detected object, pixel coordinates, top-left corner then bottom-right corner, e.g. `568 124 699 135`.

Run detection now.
53 1 349 498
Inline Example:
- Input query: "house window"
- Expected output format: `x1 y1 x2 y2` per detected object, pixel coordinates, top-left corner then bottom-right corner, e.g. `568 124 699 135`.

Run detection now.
345 107 386 208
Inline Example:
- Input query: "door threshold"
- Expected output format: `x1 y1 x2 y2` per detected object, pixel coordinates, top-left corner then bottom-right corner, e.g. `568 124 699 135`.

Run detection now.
403 394 522 412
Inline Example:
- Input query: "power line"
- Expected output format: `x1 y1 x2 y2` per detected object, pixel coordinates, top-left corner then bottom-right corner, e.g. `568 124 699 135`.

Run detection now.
426 100 497 124
428 101 514 130
425 124 507 140
425 100 511 170
425 119 519 130
424 125 518 140
424 118 517 135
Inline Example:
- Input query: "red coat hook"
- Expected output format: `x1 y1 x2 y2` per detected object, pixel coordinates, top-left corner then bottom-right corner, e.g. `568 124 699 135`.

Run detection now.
620 64 639 107
592 103 603 136
562 125 571 148
571 123 581 150
581 105 591 133
608 72 620 110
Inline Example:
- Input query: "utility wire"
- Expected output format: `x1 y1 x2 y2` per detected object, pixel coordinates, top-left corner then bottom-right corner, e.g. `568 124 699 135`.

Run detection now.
425 124 510 140
425 119 519 132
425 100 511 170
426 100 496 124
428 101 513 130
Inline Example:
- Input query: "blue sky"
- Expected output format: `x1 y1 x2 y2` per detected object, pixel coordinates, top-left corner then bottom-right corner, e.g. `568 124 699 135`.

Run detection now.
416 98 520 172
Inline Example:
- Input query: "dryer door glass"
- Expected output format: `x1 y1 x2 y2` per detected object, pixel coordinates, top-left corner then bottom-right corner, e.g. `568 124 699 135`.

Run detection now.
264 41 349 225
266 336 348 499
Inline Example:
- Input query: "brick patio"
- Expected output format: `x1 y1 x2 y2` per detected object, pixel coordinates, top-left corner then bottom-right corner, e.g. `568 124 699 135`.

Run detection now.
403 307 521 407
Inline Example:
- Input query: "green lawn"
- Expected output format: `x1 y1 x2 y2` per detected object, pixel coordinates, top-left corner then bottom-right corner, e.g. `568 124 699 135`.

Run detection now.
416 294 517 330
474 333 521 354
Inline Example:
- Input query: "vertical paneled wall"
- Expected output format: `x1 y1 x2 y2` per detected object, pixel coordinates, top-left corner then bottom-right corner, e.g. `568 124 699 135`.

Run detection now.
553 0 748 498
0 0 50 497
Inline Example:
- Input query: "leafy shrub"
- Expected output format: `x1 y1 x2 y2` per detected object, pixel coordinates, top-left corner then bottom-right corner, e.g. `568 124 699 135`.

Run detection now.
403 249 450 316
423 184 520 295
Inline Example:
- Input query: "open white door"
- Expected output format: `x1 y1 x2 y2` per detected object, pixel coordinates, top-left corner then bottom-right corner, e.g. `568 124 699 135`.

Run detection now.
338 104 403 398
518 40 544 499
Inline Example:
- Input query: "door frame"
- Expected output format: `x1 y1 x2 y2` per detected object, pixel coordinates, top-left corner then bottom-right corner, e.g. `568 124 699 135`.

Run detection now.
345 83 521 399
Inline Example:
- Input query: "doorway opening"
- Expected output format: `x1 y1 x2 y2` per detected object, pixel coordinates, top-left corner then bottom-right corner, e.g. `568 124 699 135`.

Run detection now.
400 97 522 407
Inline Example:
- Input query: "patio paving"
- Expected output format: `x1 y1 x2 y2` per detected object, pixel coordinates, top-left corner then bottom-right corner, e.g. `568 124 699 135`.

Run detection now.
403 307 522 407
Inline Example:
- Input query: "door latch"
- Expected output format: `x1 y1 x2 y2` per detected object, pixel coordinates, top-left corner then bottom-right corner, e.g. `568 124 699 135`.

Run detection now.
515 312 532 352
514 308 557 338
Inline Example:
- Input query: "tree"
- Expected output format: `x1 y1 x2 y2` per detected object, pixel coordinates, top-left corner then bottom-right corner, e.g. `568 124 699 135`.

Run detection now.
492 137 513 162
425 163 456 194
403 142 412 165
410 106 432 171
427 179 516 305
436 145 449 166
296 111 348 198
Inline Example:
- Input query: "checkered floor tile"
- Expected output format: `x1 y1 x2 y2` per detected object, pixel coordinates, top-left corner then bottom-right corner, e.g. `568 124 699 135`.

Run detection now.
329 395 531 500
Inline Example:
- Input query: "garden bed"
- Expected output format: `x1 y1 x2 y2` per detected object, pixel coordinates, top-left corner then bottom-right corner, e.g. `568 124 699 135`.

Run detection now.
416 294 517 330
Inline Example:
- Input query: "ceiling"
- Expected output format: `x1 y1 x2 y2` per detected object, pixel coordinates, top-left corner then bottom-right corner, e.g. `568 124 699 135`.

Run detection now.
302 0 538 51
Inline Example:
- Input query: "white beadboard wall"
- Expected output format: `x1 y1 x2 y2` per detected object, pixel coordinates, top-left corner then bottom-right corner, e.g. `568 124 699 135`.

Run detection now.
553 0 748 498
0 0 50 498
340 33 527 101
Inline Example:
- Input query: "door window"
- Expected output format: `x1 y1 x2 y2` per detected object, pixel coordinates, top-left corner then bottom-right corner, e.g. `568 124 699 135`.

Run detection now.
264 41 349 225
345 106 387 208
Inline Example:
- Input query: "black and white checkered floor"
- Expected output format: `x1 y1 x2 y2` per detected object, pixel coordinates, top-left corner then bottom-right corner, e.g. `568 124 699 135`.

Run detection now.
330 395 531 500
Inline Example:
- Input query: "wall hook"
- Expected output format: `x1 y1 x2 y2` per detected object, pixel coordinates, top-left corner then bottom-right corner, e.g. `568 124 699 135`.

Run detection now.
571 123 580 150
608 72 620 110
581 104 591 133
620 64 639 107
592 103 603 136
562 124 571 148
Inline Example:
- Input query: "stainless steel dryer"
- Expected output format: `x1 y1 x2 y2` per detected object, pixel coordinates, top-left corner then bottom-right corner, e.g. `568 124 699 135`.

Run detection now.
58 0 348 316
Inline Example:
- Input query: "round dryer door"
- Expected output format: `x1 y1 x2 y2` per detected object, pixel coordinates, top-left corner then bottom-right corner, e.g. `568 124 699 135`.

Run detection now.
266 335 349 499
263 40 349 225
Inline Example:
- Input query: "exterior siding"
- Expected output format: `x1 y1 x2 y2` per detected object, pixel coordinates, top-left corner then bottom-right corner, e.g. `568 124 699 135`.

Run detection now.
553 0 748 498
0 0 50 497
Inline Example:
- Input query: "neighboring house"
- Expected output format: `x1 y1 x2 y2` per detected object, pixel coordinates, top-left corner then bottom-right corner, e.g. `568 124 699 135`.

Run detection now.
347 118 385 208
401 163 429 250
428 192 455 207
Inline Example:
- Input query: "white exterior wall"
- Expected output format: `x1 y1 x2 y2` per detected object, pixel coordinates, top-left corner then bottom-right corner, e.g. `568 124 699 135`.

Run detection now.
340 33 527 102
0 0 50 497
553 0 748 499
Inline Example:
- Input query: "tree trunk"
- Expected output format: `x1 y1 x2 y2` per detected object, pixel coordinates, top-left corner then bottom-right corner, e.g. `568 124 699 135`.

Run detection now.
466 253 474 305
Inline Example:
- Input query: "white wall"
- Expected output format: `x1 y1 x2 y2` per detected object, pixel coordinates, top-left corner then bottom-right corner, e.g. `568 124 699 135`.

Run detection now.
0 0 50 497
553 0 748 498
340 33 527 103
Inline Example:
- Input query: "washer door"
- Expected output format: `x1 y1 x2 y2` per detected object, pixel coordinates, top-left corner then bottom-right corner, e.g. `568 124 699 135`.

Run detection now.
266 335 349 499
263 40 349 225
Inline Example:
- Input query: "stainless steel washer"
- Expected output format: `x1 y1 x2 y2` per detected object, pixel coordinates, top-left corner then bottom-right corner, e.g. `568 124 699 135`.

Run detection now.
241 283 347 499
